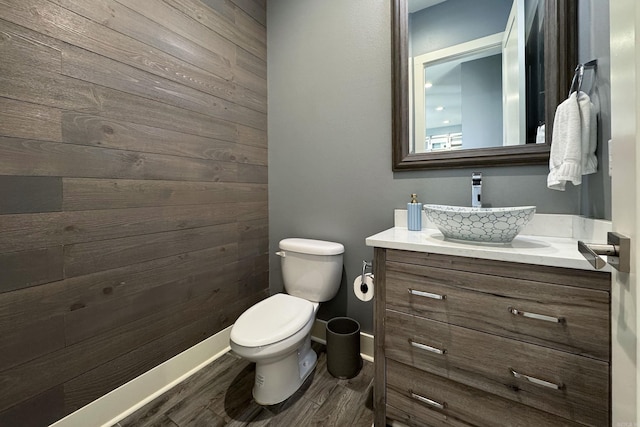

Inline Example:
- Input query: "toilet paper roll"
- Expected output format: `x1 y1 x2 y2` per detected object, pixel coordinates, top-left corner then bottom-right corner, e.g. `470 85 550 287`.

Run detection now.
353 273 374 302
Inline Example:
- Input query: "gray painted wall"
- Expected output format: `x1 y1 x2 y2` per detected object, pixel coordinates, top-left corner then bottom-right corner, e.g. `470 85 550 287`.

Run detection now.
267 0 608 333
578 0 612 219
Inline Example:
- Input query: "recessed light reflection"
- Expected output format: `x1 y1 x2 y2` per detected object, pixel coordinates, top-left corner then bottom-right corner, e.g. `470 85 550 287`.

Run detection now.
443 120 450 124
424 82 433 89
435 106 444 111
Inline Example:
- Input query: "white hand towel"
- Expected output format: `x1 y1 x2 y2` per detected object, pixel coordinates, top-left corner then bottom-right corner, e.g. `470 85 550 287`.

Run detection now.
581 94 598 175
547 91 598 191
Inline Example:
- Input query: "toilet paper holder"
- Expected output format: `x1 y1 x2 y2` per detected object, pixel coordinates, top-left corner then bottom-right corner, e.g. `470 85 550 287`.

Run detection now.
361 260 373 291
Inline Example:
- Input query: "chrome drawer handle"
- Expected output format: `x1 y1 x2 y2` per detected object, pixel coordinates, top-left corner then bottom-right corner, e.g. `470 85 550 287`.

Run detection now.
508 307 565 324
408 288 446 300
409 339 447 355
510 368 564 390
410 390 447 410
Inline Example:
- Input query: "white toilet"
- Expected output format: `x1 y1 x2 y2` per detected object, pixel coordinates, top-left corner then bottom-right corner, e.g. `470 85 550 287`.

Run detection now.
229 238 344 405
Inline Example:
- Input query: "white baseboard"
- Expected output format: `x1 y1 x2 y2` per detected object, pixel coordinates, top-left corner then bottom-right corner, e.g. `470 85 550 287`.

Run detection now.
50 326 232 427
311 319 374 363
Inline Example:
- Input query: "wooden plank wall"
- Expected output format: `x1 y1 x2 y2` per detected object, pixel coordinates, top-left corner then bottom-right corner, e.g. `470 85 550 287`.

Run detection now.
0 0 268 425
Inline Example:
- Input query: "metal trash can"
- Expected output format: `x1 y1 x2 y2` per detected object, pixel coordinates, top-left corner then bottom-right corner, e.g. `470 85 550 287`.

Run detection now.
326 317 362 379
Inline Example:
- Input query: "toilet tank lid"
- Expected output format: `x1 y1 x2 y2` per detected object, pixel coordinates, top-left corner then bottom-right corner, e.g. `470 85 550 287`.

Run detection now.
279 238 344 255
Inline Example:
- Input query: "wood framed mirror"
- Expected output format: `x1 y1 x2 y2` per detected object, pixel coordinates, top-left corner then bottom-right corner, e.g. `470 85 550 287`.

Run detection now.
392 0 577 171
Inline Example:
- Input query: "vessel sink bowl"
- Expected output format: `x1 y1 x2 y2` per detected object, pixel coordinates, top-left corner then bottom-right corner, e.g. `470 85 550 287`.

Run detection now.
423 204 536 243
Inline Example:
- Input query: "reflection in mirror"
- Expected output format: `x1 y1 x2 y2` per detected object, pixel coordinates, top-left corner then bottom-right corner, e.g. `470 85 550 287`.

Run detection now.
392 0 577 170
414 33 504 152
410 0 544 153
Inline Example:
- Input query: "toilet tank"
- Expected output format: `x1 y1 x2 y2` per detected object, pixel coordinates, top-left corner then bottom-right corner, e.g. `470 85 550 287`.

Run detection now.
278 238 344 302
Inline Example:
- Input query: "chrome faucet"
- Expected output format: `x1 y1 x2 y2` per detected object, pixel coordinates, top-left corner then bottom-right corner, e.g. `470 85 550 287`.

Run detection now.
472 172 482 207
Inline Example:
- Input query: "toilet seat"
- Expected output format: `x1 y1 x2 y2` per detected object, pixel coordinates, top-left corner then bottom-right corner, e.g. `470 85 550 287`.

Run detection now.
230 293 313 347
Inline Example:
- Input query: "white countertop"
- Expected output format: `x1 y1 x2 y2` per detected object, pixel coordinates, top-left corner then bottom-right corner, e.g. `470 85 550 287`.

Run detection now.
366 225 611 272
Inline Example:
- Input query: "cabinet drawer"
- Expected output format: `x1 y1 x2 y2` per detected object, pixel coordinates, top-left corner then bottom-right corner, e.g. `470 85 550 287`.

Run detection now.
385 309 609 427
385 267 610 361
387 359 585 427
386 249 611 291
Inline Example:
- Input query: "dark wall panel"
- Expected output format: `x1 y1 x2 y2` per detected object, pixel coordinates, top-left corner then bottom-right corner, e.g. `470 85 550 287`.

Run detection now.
0 386 65 427
0 176 62 214
0 0 267 424
0 247 64 292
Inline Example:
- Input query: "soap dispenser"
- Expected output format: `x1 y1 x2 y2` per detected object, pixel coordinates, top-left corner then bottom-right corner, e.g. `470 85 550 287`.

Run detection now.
407 193 422 231
471 172 482 208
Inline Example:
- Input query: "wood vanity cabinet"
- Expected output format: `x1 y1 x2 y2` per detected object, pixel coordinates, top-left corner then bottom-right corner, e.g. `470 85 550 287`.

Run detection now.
373 248 611 427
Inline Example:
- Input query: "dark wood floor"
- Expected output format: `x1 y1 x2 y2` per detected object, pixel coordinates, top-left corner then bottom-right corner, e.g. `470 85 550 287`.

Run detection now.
114 343 374 426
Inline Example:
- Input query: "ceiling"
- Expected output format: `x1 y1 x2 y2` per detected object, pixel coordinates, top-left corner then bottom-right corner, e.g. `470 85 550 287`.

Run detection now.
408 0 448 14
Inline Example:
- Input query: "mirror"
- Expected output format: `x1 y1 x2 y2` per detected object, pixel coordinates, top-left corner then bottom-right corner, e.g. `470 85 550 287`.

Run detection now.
392 0 577 170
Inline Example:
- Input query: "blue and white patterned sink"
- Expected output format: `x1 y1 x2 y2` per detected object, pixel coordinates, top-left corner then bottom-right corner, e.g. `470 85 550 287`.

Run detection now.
423 204 536 243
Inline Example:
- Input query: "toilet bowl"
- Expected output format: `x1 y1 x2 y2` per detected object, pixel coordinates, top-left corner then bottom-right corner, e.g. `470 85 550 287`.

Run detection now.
229 238 344 405
230 294 319 405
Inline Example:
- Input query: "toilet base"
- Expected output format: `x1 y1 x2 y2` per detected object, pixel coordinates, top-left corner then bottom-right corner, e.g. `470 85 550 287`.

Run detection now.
252 337 317 405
